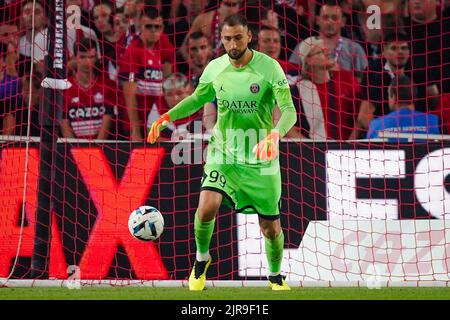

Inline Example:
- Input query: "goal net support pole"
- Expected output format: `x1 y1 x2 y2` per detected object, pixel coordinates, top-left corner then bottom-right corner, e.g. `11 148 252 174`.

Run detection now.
31 0 70 278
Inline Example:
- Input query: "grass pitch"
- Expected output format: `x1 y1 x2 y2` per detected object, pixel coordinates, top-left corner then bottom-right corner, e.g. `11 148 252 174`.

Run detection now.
0 287 450 300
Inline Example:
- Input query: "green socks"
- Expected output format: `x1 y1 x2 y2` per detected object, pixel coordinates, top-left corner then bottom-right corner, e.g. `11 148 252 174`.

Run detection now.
264 231 284 275
194 209 284 273
194 211 215 261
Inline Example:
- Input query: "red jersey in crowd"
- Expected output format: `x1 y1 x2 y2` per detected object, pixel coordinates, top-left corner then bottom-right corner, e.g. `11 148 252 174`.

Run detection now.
119 37 174 132
64 76 116 139
296 70 361 140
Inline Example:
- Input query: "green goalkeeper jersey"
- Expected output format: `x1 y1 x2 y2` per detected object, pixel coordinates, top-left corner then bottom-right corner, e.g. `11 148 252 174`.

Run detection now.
167 50 296 166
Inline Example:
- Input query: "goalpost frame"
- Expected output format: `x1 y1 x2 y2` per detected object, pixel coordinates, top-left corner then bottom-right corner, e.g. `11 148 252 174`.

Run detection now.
30 0 71 279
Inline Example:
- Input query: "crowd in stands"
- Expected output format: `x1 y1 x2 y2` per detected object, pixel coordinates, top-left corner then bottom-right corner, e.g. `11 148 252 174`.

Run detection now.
0 0 449 141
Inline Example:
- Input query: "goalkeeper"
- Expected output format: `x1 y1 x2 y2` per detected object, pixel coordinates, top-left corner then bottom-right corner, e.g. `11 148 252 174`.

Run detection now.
148 14 296 291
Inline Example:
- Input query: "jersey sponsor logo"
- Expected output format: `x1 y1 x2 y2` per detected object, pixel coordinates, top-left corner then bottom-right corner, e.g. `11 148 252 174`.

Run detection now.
143 68 163 81
275 79 288 87
250 83 260 93
69 106 106 119
217 99 258 113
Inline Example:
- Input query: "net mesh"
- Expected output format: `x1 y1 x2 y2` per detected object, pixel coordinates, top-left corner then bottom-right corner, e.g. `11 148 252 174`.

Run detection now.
0 0 449 283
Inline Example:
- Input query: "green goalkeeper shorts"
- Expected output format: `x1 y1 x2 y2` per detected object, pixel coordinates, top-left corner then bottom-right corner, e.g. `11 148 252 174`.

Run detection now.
200 162 281 219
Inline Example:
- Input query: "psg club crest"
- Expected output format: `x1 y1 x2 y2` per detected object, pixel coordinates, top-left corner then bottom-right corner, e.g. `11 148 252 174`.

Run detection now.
250 83 260 93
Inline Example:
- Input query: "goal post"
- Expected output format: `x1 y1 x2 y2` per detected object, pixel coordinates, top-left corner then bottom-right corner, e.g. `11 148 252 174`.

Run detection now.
31 0 71 278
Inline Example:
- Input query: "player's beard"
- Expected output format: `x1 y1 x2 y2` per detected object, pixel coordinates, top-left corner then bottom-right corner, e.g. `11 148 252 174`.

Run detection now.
227 47 247 60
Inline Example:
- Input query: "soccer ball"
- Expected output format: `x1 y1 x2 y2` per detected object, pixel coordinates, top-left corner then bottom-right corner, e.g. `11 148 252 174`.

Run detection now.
128 206 164 241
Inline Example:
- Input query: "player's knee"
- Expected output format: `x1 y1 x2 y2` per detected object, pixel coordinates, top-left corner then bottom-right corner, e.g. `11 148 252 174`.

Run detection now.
261 228 281 240
197 199 220 221
259 218 282 239
197 191 222 221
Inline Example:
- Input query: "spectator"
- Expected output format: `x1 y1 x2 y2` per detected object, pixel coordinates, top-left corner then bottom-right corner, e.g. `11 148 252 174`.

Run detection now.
295 37 361 140
20 0 100 75
180 0 242 59
257 26 297 81
92 2 115 43
61 38 116 140
246 5 281 51
164 0 210 49
0 22 19 76
15 71 41 137
0 43 22 135
176 32 212 88
66 0 92 28
119 6 174 141
358 13 404 65
405 0 450 96
272 0 311 60
112 5 129 65
92 2 118 81
118 0 174 69
18 0 47 75
289 0 367 82
351 31 437 139
402 0 448 103
113 6 129 39
65 1 101 71
0 0 22 22
340 0 365 42
122 0 162 47
308 0 365 41
123 0 144 36
367 75 440 140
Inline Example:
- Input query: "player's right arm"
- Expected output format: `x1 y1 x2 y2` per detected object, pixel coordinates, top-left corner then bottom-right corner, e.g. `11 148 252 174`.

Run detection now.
147 81 215 143
148 60 218 143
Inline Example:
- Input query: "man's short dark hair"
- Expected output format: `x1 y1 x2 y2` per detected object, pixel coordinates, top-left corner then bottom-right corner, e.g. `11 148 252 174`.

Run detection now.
189 31 208 41
316 0 342 16
222 13 248 30
141 6 160 20
388 75 416 106
73 38 98 56
259 25 281 36
383 31 409 45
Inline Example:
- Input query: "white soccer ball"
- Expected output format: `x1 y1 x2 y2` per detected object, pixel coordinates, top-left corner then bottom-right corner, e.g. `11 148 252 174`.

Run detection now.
128 206 164 241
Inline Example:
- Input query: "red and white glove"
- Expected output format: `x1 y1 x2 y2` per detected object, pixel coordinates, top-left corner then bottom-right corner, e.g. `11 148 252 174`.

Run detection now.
252 131 280 161
147 114 170 144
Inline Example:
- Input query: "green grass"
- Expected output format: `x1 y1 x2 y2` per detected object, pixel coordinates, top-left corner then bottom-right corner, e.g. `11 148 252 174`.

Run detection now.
0 287 450 300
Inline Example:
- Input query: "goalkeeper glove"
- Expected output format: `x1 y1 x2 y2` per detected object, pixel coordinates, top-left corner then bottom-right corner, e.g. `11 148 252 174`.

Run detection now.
147 113 170 144
252 131 280 161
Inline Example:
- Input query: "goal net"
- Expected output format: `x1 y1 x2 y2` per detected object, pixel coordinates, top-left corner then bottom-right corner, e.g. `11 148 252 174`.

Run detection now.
0 0 449 287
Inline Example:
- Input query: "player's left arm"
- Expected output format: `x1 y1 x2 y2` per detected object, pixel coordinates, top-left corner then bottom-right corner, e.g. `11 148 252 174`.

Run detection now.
253 60 297 160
